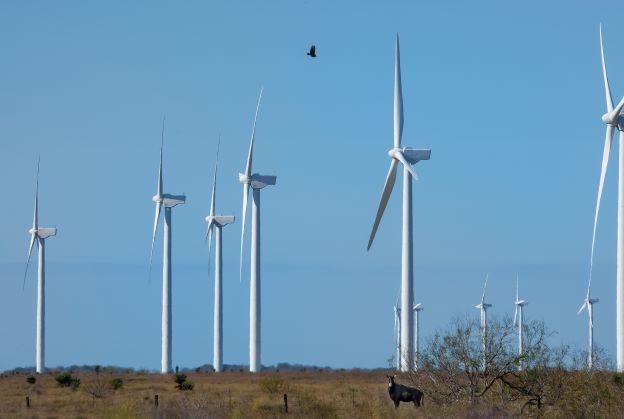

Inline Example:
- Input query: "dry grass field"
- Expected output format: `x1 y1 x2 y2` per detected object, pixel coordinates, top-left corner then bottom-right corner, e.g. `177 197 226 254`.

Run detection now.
0 367 623 418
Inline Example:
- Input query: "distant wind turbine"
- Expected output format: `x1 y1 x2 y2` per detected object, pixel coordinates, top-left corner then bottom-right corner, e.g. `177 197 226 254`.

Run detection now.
394 303 401 370
413 303 423 370
149 122 186 374
239 88 276 373
205 141 235 373
514 276 528 371
24 158 57 374
578 277 599 369
588 24 624 372
475 275 492 369
367 34 431 372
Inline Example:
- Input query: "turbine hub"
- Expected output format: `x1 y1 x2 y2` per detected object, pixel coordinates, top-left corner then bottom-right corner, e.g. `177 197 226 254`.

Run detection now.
602 111 619 126
152 194 162 203
388 147 402 159
239 173 251 184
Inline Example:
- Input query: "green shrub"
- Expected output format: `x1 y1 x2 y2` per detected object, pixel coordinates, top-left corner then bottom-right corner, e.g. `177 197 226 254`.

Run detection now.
179 380 194 391
174 372 187 388
614 373 624 386
55 372 80 389
26 374 36 384
110 378 123 390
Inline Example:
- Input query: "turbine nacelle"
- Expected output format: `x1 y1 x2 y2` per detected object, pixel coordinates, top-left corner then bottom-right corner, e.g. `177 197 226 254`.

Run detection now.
239 173 277 190
515 299 528 307
205 215 235 227
162 194 186 208
413 303 423 312
475 303 492 310
388 147 431 165
30 227 57 239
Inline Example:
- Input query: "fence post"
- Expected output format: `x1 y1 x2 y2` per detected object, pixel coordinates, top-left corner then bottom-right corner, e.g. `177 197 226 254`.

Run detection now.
283 393 288 413
154 394 159 407
26 396 30 408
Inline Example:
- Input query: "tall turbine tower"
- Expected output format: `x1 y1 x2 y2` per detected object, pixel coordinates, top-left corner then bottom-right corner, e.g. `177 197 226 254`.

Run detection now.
513 277 528 371
206 142 235 373
150 124 186 374
24 159 57 374
588 25 624 372
413 303 423 370
578 279 599 369
394 303 401 370
475 275 492 369
239 88 276 373
367 34 431 372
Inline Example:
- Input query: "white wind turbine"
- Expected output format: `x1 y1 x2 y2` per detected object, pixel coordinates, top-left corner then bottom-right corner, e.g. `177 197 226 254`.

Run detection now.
149 123 186 374
23 158 57 374
413 303 423 370
513 276 528 371
475 275 492 369
205 141 235 373
578 277 599 369
588 25 624 372
239 88 276 373
394 303 401 370
367 34 431 372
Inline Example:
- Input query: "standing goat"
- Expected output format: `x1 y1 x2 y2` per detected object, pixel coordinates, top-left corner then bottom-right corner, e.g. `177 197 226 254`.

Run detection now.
387 375 423 408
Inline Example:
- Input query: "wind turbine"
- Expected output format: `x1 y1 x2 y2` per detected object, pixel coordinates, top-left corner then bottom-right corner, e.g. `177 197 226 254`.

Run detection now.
367 34 431 372
413 303 423 370
205 141 235 373
239 88 276 373
24 158 57 374
394 303 401 370
475 275 492 369
514 276 528 371
588 25 624 372
149 123 186 374
578 279 599 369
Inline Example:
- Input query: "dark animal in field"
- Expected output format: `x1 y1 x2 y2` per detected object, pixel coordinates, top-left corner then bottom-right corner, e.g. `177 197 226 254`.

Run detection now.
387 375 423 408
307 45 316 57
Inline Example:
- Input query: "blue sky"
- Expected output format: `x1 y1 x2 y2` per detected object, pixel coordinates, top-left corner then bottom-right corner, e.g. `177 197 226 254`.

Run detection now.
1 0 623 370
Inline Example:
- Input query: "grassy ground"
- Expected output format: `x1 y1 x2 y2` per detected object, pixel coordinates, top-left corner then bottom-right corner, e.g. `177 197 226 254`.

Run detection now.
0 368 621 418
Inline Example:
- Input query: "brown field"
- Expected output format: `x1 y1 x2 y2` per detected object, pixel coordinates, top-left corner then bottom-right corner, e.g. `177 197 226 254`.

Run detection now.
0 368 622 418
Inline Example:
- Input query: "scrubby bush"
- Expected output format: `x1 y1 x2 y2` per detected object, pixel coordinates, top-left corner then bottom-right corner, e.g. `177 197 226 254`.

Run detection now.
26 374 36 384
173 372 193 390
174 372 187 387
179 380 194 391
110 378 123 390
55 372 80 389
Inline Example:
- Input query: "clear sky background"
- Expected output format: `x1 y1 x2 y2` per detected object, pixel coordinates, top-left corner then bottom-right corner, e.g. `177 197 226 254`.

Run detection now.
1 0 623 371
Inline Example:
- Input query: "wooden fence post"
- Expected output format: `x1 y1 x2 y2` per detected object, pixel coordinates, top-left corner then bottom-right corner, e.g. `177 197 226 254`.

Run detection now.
154 394 159 407
283 393 288 413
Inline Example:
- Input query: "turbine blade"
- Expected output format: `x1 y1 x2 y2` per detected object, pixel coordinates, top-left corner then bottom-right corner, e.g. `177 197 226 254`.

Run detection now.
395 151 419 181
245 88 264 178
23 234 36 289
367 159 399 250
394 34 404 149
481 274 489 304
589 125 615 289
210 136 221 218
207 222 214 280
578 300 587 315
600 24 614 112
516 274 519 302
33 157 39 230
239 184 250 282
158 119 164 196
150 202 162 268
513 305 518 327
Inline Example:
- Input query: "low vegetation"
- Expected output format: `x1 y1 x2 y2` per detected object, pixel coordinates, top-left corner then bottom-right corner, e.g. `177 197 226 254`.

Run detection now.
1 317 623 417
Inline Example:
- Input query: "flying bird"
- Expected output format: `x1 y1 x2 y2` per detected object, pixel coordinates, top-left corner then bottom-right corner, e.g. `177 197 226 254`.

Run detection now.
307 45 316 57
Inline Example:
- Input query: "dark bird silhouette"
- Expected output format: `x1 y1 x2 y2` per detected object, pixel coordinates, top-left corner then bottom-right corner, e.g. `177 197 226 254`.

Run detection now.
307 45 316 58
